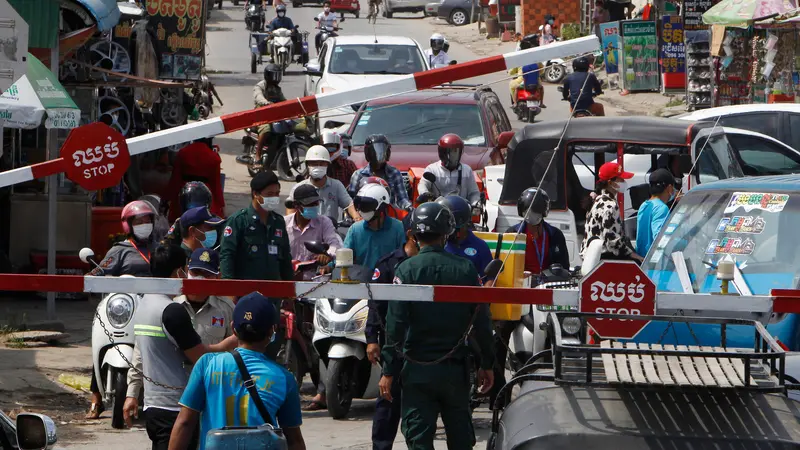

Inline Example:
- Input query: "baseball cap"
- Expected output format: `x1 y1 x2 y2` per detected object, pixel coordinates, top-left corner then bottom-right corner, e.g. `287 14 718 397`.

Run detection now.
188 248 220 275
293 184 321 206
233 292 279 333
598 161 634 181
647 168 675 187
181 206 224 228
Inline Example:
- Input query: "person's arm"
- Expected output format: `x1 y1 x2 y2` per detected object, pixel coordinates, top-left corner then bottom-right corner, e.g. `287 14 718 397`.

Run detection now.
417 170 434 196
365 300 381 346
169 355 209 450
465 167 481 204
601 203 633 257
343 224 355 250
650 204 669 242
381 277 410 377
591 73 603 96
220 219 239 279
254 84 270 107
562 77 570 100
276 372 305 450
89 246 123 276
389 167 412 210
162 303 237 362
321 216 344 258
126 344 143 398
277 218 294 280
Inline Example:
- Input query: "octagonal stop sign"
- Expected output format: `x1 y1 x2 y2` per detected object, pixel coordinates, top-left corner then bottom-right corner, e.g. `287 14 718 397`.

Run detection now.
60 123 130 192
579 261 656 340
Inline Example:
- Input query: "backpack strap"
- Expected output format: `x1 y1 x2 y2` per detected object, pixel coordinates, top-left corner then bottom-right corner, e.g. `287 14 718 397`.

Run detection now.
231 349 275 426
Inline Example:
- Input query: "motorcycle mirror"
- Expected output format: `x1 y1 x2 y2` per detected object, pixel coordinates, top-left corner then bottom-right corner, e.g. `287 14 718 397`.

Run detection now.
422 172 437 184
79 248 95 264
416 192 436 204
449 60 457 65
314 17 319 21
304 241 330 255
484 259 504 281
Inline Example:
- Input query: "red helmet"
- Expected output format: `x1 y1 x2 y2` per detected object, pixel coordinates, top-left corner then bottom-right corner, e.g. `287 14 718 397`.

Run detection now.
438 134 464 171
121 200 155 234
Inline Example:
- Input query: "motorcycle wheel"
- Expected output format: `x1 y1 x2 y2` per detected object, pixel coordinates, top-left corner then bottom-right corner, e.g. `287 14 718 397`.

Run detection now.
355 10 359 18
245 143 260 177
111 368 128 430
544 64 566 84
527 109 535 123
276 141 308 181
325 358 354 419
251 53 257 74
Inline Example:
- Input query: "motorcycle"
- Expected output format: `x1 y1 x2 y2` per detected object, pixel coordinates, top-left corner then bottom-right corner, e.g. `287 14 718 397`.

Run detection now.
558 86 604 118
542 58 569 84
513 85 542 123
279 293 320 392
245 3 265 31
236 118 311 181
271 28 294 74
313 17 341 55
296 27 311 66
191 73 223 120
81 247 138 430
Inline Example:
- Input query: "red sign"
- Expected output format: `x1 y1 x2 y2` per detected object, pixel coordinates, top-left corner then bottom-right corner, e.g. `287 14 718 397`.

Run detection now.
579 261 656 339
60 123 130 192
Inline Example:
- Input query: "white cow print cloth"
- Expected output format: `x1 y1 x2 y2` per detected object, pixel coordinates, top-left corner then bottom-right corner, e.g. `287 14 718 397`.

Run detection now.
580 190 634 259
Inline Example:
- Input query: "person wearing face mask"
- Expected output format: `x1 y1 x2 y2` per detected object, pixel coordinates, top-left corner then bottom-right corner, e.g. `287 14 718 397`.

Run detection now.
315 1 338 54
219 170 293 282
287 145 360 222
581 161 643 262
344 184 405 271
323 129 358 187
635 169 676 257
506 188 570 276
349 134 411 211
418 134 481 204
438 195 493 280
267 4 298 59
284 184 342 279
178 206 225 258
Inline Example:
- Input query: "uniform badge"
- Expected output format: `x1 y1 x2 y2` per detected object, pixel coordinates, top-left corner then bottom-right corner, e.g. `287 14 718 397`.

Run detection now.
275 229 283 237
224 226 233 237
464 247 477 256
168 225 175 235
372 268 380 280
251 245 258 252
211 316 225 327
393 276 403 285
100 257 114 268
200 251 211 262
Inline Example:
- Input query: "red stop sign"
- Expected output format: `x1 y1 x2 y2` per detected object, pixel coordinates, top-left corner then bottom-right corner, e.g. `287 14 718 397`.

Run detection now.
579 261 656 339
60 123 130 192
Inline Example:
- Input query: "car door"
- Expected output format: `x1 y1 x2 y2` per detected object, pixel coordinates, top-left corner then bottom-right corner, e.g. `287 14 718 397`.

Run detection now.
305 43 329 96
714 112 782 141
726 132 800 176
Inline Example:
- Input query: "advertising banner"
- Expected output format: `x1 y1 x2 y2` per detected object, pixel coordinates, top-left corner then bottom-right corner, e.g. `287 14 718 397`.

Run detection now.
600 21 620 75
621 20 659 92
683 0 715 31
660 15 686 90
144 0 206 79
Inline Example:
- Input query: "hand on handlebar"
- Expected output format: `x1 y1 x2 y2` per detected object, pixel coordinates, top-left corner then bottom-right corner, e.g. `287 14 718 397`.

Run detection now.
315 254 332 265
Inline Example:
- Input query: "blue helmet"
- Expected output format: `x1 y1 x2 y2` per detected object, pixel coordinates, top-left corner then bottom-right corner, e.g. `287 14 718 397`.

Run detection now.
436 195 472 229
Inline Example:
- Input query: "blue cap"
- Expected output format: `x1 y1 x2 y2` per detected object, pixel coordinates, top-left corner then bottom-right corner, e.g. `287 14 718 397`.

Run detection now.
188 248 220 275
180 206 224 229
233 292 279 333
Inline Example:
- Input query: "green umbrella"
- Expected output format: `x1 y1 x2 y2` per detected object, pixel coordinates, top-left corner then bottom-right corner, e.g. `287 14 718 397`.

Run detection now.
703 0 798 27
0 53 81 129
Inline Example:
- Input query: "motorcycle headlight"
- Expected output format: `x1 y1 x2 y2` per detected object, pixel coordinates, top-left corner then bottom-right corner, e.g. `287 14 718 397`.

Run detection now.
315 303 332 332
561 316 582 336
344 308 368 334
106 294 134 329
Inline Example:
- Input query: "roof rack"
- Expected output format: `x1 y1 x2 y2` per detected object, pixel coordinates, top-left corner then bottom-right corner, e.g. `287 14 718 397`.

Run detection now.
545 313 791 393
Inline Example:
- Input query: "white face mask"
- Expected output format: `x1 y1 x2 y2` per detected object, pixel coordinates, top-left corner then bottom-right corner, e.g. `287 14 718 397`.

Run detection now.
615 180 630 192
324 7 330 12
309 166 327 180
360 210 375 221
133 223 153 240
187 272 206 280
259 196 281 212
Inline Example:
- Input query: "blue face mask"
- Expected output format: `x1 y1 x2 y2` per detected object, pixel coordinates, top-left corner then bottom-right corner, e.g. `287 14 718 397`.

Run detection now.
201 230 217 248
301 205 320 219
270 329 277 344
341 148 349 158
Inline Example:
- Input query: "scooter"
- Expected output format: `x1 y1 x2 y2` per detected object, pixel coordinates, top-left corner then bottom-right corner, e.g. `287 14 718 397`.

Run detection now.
245 2 265 31
81 247 139 430
513 85 542 123
313 17 341 55
295 28 311 66
271 28 294 74
236 118 311 181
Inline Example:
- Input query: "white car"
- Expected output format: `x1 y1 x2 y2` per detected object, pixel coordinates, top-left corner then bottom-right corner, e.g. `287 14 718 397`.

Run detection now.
304 35 429 134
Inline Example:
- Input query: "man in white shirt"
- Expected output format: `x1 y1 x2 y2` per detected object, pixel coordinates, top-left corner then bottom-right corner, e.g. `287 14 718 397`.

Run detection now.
417 133 481 204
315 1 338 53
425 33 450 68
287 145 359 222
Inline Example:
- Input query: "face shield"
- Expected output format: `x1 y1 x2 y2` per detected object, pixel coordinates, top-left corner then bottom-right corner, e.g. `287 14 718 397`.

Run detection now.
369 142 389 166
431 38 444 52
354 196 380 221
442 147 462 171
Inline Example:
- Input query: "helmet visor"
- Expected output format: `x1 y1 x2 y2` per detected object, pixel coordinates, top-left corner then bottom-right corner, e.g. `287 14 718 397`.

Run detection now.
370 142 388 163
354 196 379 213
431 38 444 51
443 147 462 169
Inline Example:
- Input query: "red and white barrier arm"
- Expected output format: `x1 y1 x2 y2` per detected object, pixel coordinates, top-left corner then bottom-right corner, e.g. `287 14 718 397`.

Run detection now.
1 274 798 314
0 36 598 189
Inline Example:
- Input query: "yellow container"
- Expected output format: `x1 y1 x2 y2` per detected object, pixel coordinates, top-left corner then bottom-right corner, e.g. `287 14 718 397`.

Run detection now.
475 232 527 321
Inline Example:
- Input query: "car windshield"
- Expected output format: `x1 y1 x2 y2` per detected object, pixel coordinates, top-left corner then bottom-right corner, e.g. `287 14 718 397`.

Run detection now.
351 103 486 146
329 44 425 75
642 189 800 294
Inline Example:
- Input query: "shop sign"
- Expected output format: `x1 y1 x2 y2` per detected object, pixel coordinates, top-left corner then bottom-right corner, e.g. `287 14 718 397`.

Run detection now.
621 20 660 92
600 21 621 75
145 0 206 79
0 0 28 94
683 0 717 31
660 16 685 74
60 122 131 192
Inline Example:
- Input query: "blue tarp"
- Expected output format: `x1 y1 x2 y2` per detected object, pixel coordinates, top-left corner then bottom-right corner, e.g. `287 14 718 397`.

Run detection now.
74 0 121 31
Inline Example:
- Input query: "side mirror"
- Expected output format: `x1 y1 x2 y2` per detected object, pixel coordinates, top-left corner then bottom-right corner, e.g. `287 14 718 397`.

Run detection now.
449 60 457 65
305 63 322 77
304 241 331 255
16 413 57 450
416 192 436 204
484 259 504 281
422 172 437 184
496 130 514 149
79 248 95 264
314 17 320 21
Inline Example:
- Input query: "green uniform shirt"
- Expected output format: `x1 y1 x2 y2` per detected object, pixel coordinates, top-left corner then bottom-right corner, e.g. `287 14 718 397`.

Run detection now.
382 245 494 377
219 204 293 281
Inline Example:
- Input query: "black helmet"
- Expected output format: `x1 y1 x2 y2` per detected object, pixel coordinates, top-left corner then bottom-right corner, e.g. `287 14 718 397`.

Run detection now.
436 195 472 229
520 34 539 50
517 187 550 219
180 181 213 214
264 63 282 85
410 202 455 237
572 57 590 72
364 134 391 168
276 3 287 13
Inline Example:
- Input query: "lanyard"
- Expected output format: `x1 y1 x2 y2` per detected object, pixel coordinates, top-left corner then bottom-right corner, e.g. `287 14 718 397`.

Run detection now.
129 239 151 265
531 227 547 271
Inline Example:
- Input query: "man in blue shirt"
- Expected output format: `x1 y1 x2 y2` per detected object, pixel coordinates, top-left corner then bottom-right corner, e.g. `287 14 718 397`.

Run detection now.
562 56 604 116
636 168 676 257
344 183 406 271
169 292 306 450
521 62 547 108
438 196 493 280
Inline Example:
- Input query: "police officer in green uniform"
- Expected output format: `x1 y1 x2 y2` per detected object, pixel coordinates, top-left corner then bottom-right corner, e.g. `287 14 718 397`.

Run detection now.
380 202 495 450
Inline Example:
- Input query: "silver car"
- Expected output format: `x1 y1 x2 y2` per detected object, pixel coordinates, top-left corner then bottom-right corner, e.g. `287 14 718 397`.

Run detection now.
384 0 428 17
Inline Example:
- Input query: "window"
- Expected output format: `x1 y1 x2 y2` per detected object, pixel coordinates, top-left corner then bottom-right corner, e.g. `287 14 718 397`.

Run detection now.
328 44 425 75
727 134 800 176
351 103 485 146
695 133 745 184
319 44 329 72
717 113 780 139
789 114 800 150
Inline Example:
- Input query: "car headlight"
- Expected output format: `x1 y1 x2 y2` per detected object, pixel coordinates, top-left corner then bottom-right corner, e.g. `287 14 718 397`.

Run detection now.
106 294 134 329
561 316 582 336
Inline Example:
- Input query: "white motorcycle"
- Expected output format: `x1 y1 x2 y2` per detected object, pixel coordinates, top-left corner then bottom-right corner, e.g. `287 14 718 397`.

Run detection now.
271 28 294 74
80 248 139 430
311 264 381 420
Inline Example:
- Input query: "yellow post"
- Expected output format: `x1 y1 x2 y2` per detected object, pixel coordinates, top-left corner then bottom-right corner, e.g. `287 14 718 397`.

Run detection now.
475 232 527 321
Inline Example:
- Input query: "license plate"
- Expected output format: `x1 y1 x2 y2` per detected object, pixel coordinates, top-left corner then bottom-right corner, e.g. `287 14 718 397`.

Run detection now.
527 100 540 107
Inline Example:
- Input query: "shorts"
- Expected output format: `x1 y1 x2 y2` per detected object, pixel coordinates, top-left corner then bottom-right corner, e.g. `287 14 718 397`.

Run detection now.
257 123 272 135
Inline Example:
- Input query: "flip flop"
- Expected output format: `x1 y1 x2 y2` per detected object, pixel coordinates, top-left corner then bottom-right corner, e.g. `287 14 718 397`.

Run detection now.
302 400 327 411
85 402 105 420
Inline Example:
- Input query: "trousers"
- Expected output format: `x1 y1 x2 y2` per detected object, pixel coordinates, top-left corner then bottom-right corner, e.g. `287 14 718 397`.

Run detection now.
144 407 199 450
372 375 403 450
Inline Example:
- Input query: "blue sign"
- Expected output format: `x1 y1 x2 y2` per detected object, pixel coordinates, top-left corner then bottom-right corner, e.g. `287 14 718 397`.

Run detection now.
600 21 621 75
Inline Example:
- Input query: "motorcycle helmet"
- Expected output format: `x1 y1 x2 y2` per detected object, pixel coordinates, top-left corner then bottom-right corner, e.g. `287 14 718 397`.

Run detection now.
306 145 331 164
436 195 472 229
354 183 391 221
430 33 445 52
364 134 391 170
442 39 450 53
121 200 155 234
517 187 551 225
321 129 341 159
180 181 213 215
356 176 391 196
264 63 282 85
410 202 455 237
437 133 464 171
276 3 287 15
520 33 539 50
572 56 590 72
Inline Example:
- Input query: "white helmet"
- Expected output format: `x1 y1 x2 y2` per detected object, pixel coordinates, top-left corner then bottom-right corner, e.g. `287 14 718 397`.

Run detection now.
321 129 341 159
354 183 390 221
306 145 331 163
430 33 445 52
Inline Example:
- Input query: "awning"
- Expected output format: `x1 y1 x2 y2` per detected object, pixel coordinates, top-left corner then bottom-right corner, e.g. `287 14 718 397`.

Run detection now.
73 0 121 31
0 54 80 129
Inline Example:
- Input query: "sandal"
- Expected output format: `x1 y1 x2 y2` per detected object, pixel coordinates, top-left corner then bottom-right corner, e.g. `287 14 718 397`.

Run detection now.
85 402 105 420
302 400 327 411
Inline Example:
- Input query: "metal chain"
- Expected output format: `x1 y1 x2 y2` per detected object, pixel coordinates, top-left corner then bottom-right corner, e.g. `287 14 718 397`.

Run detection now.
655 309 701 347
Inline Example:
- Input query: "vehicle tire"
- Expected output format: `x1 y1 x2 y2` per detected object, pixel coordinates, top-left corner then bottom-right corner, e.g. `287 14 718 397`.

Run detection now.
251 53 257 74
386 10 393 18
355 10 360 18
283 342 308 389
527 109 535 123
543 64 565 84
293 1 302 6
325 358 354 419
450 8 467 25
111 368 128 430
234 0 240 4
277 141 308 181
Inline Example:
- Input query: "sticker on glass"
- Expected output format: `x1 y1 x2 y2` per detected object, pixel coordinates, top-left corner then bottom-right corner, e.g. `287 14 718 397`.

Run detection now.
664 223 678 235
724 192 789 214
704 237 755 255
649 249 664 263
715 215 766 234
335 47 343 52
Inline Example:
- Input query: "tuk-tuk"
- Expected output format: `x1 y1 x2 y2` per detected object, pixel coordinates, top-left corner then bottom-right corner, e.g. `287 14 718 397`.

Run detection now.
489 311 800 449
485 116 749 267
